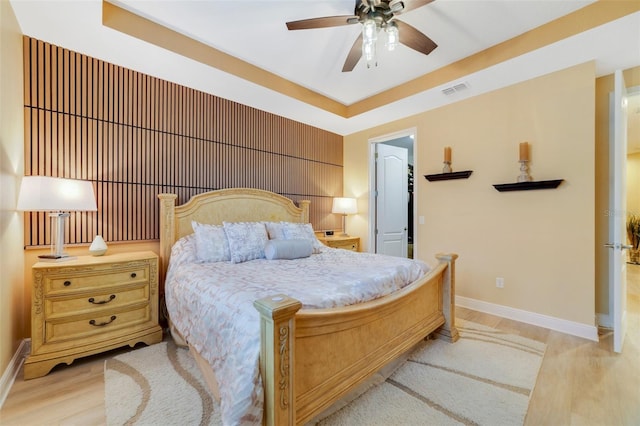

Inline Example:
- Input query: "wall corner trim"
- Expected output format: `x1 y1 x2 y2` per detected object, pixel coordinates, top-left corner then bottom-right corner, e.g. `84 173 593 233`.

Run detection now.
0 338 31 409
596 313 613 329
457 296 599 342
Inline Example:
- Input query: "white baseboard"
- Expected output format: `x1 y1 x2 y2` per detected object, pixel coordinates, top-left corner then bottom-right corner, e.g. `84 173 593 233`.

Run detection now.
0 339 30 410
456 296 599 342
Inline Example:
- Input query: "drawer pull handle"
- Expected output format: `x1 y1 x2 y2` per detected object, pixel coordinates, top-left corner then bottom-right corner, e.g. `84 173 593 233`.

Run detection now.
130 272 137 278
88 295 116 305
89 315 116 327
63 281 72 286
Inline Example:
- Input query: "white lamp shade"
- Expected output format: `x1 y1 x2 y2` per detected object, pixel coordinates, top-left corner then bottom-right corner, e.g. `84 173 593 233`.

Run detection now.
17 176 97 212
332 197 357 215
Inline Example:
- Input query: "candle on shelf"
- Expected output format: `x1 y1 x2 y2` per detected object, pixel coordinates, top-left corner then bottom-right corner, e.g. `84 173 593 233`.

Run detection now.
519 142 529 162
444 146 452 163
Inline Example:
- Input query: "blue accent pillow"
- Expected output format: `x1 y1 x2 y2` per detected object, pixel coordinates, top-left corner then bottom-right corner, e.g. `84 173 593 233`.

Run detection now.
264 239 313 260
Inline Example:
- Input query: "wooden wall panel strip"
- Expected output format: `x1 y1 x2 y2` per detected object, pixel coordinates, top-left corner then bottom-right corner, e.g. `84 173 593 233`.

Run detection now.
23 36 343 247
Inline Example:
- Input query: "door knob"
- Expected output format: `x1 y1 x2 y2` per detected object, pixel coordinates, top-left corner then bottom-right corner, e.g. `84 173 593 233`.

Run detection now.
605 243 634 250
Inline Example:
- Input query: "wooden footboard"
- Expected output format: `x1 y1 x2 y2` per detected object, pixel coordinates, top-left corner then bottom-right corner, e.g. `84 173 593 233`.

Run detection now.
254 253 458 426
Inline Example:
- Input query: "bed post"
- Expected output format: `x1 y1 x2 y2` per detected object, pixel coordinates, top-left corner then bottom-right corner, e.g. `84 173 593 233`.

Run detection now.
298 200 310 223
434 253 460 343
157 193 177 284
254 295 302 426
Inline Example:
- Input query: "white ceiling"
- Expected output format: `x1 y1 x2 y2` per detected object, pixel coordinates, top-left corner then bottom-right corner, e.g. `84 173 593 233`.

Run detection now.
9 0 640 137
110 0 591 105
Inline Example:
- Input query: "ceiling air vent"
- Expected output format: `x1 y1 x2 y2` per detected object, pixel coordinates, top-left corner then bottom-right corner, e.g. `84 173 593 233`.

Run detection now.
441 82 469 96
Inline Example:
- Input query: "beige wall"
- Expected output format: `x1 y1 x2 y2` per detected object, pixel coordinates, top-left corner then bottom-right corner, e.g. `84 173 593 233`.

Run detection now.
0 0 26 375
594 67 640 315
345 62 596 326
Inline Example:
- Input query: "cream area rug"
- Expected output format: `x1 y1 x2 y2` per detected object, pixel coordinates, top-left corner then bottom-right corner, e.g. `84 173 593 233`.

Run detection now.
104 341 220 426
104 320 546 426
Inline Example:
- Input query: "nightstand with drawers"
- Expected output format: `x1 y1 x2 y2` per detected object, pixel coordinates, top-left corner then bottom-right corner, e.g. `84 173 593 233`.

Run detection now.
24 251 163 379
317 235 360 252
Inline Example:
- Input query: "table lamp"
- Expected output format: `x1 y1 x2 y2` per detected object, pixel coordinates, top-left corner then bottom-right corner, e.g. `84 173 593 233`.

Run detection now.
332 197 357 237
17 176 97 260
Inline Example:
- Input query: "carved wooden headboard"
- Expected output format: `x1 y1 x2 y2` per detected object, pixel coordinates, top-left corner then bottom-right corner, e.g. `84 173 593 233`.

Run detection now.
157 188 310 278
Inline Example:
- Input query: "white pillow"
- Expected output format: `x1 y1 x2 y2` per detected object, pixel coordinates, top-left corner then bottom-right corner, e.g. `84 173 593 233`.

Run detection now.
223 222 269 263
170 234 198 266
191 221 230 263
264 239 313 260
282 222 324 253
264 221 286 240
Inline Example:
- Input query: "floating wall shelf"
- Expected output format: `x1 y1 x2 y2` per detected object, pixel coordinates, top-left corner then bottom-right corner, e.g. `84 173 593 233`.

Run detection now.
424 170 473 181
493 179 564 192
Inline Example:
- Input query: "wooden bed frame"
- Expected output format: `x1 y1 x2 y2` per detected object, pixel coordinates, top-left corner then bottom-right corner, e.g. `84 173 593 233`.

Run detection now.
158 188 458 426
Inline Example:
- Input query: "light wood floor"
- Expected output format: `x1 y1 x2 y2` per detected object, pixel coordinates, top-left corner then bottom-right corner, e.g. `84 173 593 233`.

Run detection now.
2 265 639 425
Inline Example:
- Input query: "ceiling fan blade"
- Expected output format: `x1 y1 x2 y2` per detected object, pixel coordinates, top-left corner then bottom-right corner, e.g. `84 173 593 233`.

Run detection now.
397 0 435 14
342 34 363 72
286 15 358 30
395 20 437 55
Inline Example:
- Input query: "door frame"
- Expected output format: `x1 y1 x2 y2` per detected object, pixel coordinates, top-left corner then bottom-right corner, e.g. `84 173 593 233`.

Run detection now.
368 127 417 254
609 81 639 352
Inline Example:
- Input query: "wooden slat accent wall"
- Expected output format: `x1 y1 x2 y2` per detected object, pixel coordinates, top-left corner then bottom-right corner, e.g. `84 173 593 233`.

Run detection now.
22 37 343 247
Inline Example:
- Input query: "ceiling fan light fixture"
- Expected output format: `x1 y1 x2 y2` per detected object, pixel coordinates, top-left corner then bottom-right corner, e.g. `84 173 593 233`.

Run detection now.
385 22 399 51
363 39 377 68
362 17 379 68
362 18 378 43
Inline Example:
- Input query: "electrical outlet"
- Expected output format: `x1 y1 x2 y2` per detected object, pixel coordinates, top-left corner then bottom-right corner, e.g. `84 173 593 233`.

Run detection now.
496 277 505 288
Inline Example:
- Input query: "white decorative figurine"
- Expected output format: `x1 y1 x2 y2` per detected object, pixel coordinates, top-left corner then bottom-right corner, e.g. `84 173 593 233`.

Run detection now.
89 235 108 256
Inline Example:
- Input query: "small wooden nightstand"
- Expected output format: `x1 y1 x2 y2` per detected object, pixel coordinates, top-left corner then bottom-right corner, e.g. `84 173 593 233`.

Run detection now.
317 235 360 252
24 251 163 379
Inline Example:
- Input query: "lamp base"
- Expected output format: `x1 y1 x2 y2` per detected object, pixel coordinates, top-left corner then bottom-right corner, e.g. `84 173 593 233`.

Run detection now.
38 254 68 259
45 212 72 261
340 215 350 238
37 254 76 262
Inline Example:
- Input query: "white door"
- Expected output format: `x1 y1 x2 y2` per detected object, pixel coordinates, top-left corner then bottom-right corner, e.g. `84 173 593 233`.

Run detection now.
608 69 629 353
375 144 408 257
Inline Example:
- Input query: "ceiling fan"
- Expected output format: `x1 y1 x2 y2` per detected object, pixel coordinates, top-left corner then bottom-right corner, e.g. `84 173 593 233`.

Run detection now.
286 0 437 72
